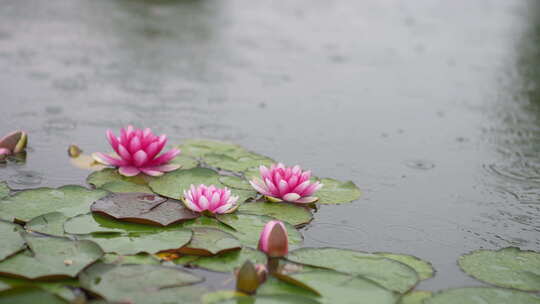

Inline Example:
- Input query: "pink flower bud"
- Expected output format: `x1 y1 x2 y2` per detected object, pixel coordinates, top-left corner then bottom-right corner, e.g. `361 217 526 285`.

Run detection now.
258 220 289 257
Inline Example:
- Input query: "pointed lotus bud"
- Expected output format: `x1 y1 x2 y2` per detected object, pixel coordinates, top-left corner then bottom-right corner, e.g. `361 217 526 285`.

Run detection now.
0 131 27 154
68 144 83 158
254 264 268 284
0 148 9 161
236 260 260 295
258 220 289 258
13 132 27 153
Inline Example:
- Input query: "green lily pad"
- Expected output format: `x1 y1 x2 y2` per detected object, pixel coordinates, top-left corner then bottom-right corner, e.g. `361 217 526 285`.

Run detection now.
258 270 399 304
202 290 249 304
0 222 25 262
183 247 267 272
0 234 103 279
219 176 254 190
399 291 432 304
0 181 9 199
180 139 246 158
100 253 161 265
87 168 147 188
0 185 108 223
0 286 68 304
376 253 434 281
79 263 204 303
25 212 67 236
232 189 258 204
64 213 173 234
0 277 78 302
169 154 199 170
91 192 199 226
217 294 322 304
458 247 540 291
149 167 221 199
216 214 303 248
180 228 241 256
81 229 192 255
238 202 313 227
286 248 419 293
315 178 361 205
100 181 153 194
204 153 274 173
424 287 540 304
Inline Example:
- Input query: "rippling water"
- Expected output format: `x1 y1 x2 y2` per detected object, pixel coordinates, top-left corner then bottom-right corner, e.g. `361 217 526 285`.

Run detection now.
0 0 539 290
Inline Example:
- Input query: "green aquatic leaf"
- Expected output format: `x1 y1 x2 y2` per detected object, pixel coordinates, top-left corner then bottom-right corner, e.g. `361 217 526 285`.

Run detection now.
398 291 432 304
458 247 540 291
100 253 161 265
100 181 153 194
149 167 221 199
64 213 174 234
204 153 273 173
0 277 78 302
286 248 419 293
169 154 199 170
179 139 246 159
0 234 103 279
183 247 267 272
79 263 204 303
316 178 361 205
0 181 9 199
0 185 108 223
0 222 25 262
219 176 254 190
87 168 147 188
25 212 67 236
217 294 322 304
202 290 249 304
0 286 68 304
180 228 241 256
376 253 434 281
238 202 313 227
424 287 540 304
258 270 399 304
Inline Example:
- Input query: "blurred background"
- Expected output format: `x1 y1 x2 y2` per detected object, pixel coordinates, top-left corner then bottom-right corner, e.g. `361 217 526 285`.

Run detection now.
0 0 539 290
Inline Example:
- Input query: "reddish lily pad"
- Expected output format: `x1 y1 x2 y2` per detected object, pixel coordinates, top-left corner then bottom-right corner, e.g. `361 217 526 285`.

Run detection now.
91 192 199 226
179 228 241 256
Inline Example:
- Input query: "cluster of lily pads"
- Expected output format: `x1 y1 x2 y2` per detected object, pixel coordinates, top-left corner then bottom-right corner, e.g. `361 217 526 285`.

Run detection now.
0 128 538 304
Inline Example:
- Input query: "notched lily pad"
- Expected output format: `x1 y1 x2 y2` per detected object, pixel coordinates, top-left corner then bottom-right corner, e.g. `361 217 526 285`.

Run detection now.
181 247 267 273
424 287 540 304
100 181 153 194
87 168 147 188
376 252 435 281
204 153 274 173
91 192 199 226
179 228 241 256
238 202 313 227
0 185 108 223
0 222 26 262
25 212 67 236
149 167 221 199
315 178 361 205
286 248 419 293
0 234 103 280
458 247 540 291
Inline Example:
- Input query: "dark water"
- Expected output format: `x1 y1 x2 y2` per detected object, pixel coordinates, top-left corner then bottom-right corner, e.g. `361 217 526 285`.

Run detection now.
1 0 539 290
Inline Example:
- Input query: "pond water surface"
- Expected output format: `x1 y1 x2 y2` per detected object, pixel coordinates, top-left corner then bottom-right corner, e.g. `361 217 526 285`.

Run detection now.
0 0 539 291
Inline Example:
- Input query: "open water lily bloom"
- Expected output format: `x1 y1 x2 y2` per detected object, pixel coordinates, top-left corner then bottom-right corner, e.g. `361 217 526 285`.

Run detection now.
249 163 323 204
183 184 239 214
92 126 181 177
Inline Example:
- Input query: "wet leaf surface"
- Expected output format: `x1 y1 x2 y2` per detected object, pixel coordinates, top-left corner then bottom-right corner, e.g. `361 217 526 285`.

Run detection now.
0 286 68 304
424 287 540 304
398 291 432 304
219 176 254 190
458 247 540 291
100 181 153 194
25 212 67 236
204 153 274 173
100 253 161 265
179 228 241 256
0 222 25 262
0 181 9 199
315 178 361 205
217 294 322 304
286 248 419 293
91 192 199 226
0 234 103 279
180 247 267 272
149 167 221 199
376 253 434 281
0 277 78 301
238 201 313 227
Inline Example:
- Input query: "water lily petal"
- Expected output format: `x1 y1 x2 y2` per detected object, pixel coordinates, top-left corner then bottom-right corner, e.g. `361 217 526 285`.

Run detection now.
150 148 180 166
198 195 210 210
133 150 148 167
106 130 120 154
117 144 132 161
292 196 318 204
129 136 142 154
140 168 164 176
283 193 301 202
151 163 181 172
92 152 126 166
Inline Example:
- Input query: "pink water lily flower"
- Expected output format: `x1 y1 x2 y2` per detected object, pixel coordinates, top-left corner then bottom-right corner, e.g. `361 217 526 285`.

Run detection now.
258 220 288 257
183 184 239 214
249 163 323 204
92 126 181 177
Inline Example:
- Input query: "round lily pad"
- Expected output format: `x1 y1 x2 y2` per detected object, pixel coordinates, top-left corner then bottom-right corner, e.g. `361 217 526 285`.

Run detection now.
100 253 161 265
79 263 204 303
376 253 434 281
424 287 540 304
238 202 313 227
100 181 153 194
25 212 67 236
0 234 103 279
316 178 361 205
258 270 399 304
0 286 68 304
399 291 432 304
183 247 267 272
219 176 253 190
64 213 174 234
149 167 221 199
179 228 241 256
0 222 25 262
0 185 108 223
169 155 199 170
180 139 246 159
216 214 303 249
81 229 193 255
0 181 9 199
286 248 419 293
204 153 274 173
0 277 78 302
87 168 148 188
458 247 540 291
91 192 199 226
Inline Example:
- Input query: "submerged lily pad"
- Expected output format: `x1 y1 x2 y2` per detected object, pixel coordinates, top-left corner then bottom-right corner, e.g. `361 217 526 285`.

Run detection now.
0 277 78 302
80 263 204 303
149 167 221 199
0 286 68 304
315 178 361 205
376 253 434 281
0 185 108 223
399 291 432 304
458 247 540 291
286 248 419 293
91 192 198 226
258 270 399 304
0 234 103 279
0 222 25 262
238 202 313 227
179 228 241 256
216 214 303 248
0 181 9 199
424 287 540 304
81 229 192 255
25 212 67 236
183 247 267 272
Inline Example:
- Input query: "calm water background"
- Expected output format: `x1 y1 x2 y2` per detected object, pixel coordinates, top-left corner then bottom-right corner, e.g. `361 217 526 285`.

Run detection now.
0 0 539 290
